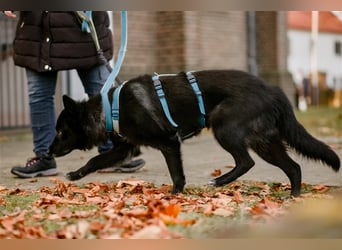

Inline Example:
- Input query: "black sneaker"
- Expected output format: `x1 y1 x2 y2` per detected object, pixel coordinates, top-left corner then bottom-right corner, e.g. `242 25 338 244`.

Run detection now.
11 156 57 178
97 158 146 173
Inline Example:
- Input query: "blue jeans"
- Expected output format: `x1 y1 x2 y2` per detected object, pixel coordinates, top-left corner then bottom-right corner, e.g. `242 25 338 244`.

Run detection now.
27 64 112 157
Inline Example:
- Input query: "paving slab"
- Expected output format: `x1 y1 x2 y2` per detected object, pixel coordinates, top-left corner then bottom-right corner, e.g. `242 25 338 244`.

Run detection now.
0 130 341 190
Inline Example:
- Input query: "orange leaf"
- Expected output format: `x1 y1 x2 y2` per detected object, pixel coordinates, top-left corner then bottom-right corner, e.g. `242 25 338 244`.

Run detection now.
163 203 181 218
89 221 105 232
212 207 234 217
125 208 149 218
262 196 279 209
0 217 16 231
250 205 266 216
211 169 222 177
203 204 214 215
225 165 235 169
233 191 244 204
159 213 196 226
312 184 329 193
85 195 104 204
117 179 146 188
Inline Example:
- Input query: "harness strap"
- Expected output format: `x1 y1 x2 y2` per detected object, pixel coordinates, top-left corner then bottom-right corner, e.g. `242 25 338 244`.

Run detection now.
151 72 206 128
185 72 206 127
111 81 127 133
152 75 178 128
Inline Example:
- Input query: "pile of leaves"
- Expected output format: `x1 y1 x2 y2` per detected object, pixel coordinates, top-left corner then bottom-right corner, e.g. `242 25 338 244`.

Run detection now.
0 178 340 239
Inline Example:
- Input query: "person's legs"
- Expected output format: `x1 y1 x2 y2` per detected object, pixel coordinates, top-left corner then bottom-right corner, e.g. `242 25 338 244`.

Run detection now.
11 69 58 177
77 64 113 153
77 64 145 172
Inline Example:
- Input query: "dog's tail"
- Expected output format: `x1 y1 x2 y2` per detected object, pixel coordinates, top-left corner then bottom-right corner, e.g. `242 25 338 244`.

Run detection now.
280 99 340 172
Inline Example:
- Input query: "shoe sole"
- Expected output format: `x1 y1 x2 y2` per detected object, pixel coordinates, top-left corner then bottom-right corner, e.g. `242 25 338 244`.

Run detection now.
97 159 146 173
11 168 58 178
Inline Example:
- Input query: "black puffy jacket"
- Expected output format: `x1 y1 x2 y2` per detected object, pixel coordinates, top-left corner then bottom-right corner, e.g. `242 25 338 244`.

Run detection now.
13 11 113 72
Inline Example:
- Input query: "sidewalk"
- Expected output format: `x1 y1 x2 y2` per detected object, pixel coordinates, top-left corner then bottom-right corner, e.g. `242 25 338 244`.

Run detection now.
0 130 341 190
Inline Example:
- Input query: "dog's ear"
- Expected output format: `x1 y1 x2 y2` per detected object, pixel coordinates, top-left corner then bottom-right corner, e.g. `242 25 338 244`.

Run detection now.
62 95 77 112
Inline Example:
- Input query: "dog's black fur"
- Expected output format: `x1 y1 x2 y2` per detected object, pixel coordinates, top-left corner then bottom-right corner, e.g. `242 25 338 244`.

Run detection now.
48 70 340 196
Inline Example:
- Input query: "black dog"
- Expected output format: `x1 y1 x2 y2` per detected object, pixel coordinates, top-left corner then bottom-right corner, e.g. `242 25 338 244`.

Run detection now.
48 70 340 197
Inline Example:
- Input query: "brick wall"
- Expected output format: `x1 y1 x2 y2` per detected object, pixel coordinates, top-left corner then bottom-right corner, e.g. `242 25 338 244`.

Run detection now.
184 11 247 71
112 11 294 104
155 12 186 72
113 12 158 79
255 11 295 105
113 11 248 80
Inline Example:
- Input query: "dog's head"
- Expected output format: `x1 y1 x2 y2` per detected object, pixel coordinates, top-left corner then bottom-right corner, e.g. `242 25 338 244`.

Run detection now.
48 95 103 157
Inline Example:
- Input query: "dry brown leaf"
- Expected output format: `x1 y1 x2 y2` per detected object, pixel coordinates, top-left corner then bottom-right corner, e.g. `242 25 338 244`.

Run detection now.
225 165 235 169
163 203 181 218
117 179 146 188
0 186 8 192
311 184 329 193
212 207 234 217
211 169 222 177
233 191 244 204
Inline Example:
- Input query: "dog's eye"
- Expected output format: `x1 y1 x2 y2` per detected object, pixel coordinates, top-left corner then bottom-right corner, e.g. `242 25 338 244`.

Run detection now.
57 131 63 137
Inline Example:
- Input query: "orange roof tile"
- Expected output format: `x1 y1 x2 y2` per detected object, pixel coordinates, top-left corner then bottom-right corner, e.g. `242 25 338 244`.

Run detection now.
288 11 342 34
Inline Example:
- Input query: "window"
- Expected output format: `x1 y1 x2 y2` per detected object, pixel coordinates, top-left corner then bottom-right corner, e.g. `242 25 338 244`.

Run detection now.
335 41 342 56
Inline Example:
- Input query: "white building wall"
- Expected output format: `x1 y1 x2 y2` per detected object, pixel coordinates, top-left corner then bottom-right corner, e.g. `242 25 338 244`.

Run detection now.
288 29 342 89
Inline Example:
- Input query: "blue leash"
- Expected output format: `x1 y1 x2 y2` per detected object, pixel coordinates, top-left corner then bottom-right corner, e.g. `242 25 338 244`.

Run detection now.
81 11 92 32
77 10 128 132
100 11 128 132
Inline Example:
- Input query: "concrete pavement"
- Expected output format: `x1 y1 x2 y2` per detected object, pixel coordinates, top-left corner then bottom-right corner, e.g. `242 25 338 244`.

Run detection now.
0 130 341 190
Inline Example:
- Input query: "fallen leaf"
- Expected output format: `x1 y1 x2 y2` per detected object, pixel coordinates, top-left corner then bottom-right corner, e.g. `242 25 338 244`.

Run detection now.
85 195 105 204
233 191 244 204
203 203 214 215
117 179 146 188
211 169 222 177
163 203 181 218
212 207 234 217
312 184 329 193
225 165 235 169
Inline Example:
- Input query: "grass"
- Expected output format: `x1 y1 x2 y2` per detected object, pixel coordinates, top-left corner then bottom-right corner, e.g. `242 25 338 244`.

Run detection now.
0 193 40 216
295 106 342 137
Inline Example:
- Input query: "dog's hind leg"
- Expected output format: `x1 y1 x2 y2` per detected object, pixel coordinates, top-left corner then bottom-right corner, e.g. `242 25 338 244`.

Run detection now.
209 124 255 187
252 140 302 197
159 136 186 193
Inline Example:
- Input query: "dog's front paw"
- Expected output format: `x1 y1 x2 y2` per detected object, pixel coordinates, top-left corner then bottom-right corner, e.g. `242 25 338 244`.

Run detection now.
66 171 83 181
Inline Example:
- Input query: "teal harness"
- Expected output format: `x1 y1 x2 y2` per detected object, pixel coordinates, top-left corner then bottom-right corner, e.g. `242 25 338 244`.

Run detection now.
111 72 206 133
151 72 206 128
